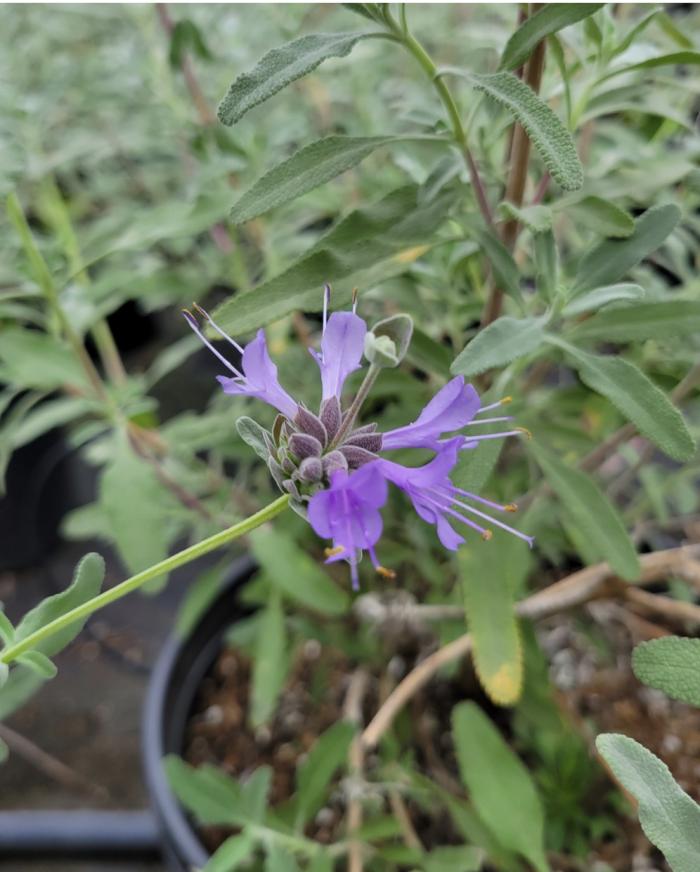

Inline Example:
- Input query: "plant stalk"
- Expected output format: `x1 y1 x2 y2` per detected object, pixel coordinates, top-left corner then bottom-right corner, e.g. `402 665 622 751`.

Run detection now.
0 495 290 665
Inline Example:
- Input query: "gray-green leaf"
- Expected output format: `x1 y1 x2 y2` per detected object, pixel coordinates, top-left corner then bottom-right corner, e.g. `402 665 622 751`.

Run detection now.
453 702 549 872
529 442 640 580
596 734 700 872
204 830 256 872
567 195 634 238
230 136 413 224
562 283 644 317
548 340 695 462
472 228 523 304
14 552 105 657
572 204 681 294
452 316 546 378
632 637 700 708
237 417 272 461
500 4 605 71
570 300 700 343
251 591 288 727
443 70 583 190
218 31 380 125
295 721 356 827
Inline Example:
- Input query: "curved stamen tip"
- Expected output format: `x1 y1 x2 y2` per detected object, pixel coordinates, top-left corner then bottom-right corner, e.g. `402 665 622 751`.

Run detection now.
481 530 493 541
325 545 345 558
351 286 359 313
376 565 396 579
516 426 532 440
505 503 518 513
192 301 212 321
182 308 198 326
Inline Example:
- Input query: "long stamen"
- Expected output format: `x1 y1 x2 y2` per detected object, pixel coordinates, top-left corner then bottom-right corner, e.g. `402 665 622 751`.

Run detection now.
418 491 491 538
477 397 512 414
464 416 514 426
192 303 245 355
434 489 534 546
322 283 331 335
461 429 525 443
182 310 244 378
442 485 512 514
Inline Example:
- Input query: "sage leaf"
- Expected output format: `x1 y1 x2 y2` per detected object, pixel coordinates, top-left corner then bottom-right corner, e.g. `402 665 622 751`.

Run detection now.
251 591 288 728
596 734 700 872
459 537 532 706
204 831 256 872
529 442 640 579
572 204 681 294
166 757 259 827
567 195 634 238
570 300 700 343
549 340 695 462
230 135 419 223
632 637 700 707
602 50 700 82
0 328 88 391
218 31 380 125
237 417 273 461
452 316 547 378
473 228 523 303
295 721 356 827
453 702 549 872
562 283 644 317
500 4 605 71
443 70 583 190
15 552 105 658
212 185 454 334
16 651 57 680
250 528 349 615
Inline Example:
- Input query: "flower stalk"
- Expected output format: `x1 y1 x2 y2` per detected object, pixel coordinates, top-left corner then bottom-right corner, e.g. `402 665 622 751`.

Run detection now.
0 495 290 666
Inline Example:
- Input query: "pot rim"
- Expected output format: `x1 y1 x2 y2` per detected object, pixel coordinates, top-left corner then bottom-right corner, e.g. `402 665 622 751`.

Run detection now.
142 554 256 870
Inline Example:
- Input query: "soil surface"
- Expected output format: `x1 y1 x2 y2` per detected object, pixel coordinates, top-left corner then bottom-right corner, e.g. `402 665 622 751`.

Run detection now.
184 599 700 872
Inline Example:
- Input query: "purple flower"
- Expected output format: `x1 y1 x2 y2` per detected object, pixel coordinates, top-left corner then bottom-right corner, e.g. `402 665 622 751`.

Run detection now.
307 463 389 589
309 295 367 401
377 437 534 550
183 308 297 418
184 291 532 588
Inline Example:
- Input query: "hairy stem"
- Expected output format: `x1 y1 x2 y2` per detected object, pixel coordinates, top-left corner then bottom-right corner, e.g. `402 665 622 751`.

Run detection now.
0 495 290 665
330 364 381 449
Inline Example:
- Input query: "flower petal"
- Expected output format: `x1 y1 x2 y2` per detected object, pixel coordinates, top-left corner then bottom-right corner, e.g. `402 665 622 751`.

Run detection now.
381 376 480 450
238 330 298 418
312 312 367 401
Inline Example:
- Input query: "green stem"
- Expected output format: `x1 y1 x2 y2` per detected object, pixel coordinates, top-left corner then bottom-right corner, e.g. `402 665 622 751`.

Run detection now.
391 8 494 228
329 364 381 449
1 495 290 665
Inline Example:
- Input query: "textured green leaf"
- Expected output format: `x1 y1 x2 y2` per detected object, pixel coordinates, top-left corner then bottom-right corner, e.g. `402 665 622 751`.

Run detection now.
165 757 254 826
596 734 700 872
251 591 288 727
265 845 301 872
550 340 695 462
100 437 173 586
218 31 379 125
603 50 700 82
453 702 549 872
568 196 634 238
632 637 700 707
237 417 272 461
572 204 681 293
0 610 15 645
529 442 640 579
499 202 552 233
500 4 604 71
295 721 356 827
15 553 105 657
230 135 415 223
445 71 583 190
423 846 483 872
534 229 558 301
472 228 522 303
0 328 88 390
10 397 90 450
250 528 349 615
570 300 700 343
204 831 256 872
458 537 532 705
16 650 57 679
562 283 644 317
452 316 546 378
212 185 453 334
0 665 44 721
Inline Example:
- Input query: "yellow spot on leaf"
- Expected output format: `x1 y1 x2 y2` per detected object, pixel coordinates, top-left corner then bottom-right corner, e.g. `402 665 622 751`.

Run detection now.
393 244 429 264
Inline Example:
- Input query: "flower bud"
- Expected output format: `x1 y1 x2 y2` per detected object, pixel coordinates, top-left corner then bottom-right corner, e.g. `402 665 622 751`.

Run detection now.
364 314 413 368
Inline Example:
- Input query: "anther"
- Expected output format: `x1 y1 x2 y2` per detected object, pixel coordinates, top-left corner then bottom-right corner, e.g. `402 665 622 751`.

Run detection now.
376 565 396 579
516 426 532 440
501 396 513 405
182 308 197 325
325 545 345 558
505 503 518 513
192 302 211 321
351 287 359 313
481 530 493 541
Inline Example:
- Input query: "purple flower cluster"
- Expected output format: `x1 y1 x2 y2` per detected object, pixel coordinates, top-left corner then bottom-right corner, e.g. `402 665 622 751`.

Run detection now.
184 294 532 588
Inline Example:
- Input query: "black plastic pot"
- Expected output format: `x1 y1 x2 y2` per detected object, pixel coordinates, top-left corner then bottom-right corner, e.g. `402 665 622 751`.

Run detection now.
142 556 256 871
